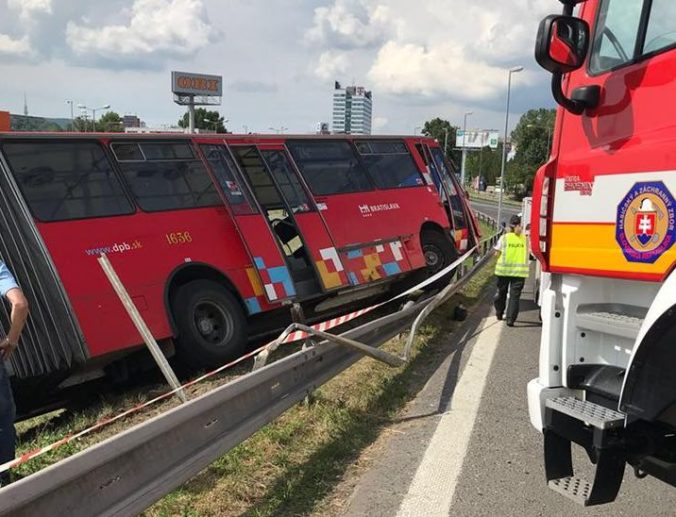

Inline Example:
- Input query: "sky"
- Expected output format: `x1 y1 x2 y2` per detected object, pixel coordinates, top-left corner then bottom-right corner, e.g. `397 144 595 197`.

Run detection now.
0 0 557 134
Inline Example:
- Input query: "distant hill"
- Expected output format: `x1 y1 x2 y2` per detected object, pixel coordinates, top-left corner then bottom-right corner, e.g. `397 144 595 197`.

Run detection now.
10 114 71 131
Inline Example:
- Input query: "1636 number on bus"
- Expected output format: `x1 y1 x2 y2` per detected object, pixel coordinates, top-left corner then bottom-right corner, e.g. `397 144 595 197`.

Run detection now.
166 231 193 245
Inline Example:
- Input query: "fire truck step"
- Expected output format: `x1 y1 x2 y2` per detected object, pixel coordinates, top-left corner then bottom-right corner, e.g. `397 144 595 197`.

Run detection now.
548 476 591 505
545 397 625 429
576 306 646 340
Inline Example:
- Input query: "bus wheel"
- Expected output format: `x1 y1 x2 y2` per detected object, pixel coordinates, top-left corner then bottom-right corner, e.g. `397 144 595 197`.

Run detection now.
172 280 247 369
421 230 457 274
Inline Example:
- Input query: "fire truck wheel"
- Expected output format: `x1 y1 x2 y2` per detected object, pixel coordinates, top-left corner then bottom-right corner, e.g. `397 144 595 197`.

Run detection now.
421 230 457 274
172 280 247 369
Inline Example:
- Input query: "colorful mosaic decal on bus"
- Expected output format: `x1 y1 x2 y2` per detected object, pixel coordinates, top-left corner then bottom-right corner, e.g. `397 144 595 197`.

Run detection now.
340 240 410 286
453 228 469 252
616 181 676 264
244 267 265 314
314 247 348 289
252 257 296 301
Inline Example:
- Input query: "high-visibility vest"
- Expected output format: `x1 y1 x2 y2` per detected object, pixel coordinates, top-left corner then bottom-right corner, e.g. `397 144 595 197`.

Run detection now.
494 232 529 277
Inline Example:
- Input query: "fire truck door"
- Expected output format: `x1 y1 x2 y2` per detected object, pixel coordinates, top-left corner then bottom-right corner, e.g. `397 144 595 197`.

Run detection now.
200 143 295 303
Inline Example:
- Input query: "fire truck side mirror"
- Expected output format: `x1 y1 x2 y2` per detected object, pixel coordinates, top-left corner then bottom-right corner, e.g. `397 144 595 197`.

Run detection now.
535 15 589 74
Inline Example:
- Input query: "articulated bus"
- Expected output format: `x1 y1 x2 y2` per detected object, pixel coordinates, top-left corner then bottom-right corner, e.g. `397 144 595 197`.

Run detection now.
0 132 477 407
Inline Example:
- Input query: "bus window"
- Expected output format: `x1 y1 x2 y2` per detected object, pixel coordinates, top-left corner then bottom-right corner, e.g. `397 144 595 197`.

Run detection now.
355 140 424 189
2 141 134 221
200 144 256 215
286 141 373 195
260 150 312 213
112 141 221 212
430 147 468 229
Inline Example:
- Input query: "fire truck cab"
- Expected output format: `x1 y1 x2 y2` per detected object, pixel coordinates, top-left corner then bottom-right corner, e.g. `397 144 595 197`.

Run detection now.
528 0 676 506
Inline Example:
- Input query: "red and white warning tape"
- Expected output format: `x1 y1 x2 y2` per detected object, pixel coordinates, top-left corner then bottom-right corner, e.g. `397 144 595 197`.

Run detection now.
0 246 478 475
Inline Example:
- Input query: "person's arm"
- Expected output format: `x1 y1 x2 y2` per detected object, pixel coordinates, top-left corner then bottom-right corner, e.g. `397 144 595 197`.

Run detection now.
1 288 29 359
0 262 29 360
493 235 504 258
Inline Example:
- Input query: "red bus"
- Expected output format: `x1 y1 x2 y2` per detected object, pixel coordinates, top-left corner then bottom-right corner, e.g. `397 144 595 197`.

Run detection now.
0 133 477 402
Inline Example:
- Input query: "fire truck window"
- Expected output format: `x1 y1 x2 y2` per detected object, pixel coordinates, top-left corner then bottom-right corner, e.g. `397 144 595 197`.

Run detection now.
590 0 644 74
201 144 256 215
260 150 312 213
2 141 134 221
114 141 221 212
643 2 676 54
287 141 373 195
355 140 424 189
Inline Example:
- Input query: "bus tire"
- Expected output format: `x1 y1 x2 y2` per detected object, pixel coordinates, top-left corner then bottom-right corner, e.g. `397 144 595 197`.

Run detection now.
421 230 457 274
171 279 247 369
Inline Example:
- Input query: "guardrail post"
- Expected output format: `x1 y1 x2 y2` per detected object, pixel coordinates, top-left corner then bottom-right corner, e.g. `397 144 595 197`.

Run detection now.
98 254 187 403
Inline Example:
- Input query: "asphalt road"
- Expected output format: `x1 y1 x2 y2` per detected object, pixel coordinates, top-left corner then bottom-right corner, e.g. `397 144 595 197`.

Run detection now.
470 199 520 226
341 276 676 516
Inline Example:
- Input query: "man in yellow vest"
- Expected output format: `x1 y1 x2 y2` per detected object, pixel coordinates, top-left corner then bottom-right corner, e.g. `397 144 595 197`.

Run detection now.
494 214 529 326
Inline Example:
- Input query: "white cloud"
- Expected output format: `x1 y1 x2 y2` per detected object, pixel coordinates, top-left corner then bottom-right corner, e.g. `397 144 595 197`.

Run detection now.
0 33 32 57
308 0 550 102
373 116 388 130
7 0 52 21
368 41 534 101
305 0 398 49
66 0 217 61
314 50 350 80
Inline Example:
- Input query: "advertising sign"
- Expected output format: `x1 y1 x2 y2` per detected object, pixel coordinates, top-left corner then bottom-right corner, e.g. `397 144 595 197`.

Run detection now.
171 71 223 97
456 130 500 149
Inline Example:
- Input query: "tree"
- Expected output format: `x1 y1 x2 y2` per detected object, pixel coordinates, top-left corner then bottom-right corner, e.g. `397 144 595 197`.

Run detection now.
96 111 124 132
421 118 460 166
465 144 503 189
178 108 228 133
506 108 556 195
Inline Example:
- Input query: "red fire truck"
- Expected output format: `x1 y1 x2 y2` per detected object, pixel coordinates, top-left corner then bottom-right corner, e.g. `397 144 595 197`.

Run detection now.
0 133 477 405
529 0 676 505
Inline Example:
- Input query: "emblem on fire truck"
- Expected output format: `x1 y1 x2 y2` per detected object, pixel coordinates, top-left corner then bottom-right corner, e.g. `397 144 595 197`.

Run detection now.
616 181 676 264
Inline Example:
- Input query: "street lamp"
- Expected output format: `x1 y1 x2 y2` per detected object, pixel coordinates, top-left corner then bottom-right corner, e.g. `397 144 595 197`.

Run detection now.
92 104 110 131
459 110 473 186
497 66 523 228
414 126 421 135
66 100 74 129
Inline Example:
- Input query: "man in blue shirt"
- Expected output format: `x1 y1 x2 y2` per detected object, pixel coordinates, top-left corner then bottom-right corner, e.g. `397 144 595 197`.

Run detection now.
0 261 29 487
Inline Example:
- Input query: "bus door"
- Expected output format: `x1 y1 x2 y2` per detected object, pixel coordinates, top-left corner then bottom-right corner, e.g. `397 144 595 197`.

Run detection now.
230 145 347 298
258 144 349 292
417 144 472 252
200 144 295 303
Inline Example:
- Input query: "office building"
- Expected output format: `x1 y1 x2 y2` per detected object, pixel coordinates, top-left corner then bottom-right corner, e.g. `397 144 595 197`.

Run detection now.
332 82 372 135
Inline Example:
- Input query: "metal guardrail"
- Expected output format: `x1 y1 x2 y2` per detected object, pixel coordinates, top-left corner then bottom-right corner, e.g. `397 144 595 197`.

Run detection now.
0 221 501 516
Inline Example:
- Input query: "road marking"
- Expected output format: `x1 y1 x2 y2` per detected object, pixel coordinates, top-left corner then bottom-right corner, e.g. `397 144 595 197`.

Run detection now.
395 316 504 517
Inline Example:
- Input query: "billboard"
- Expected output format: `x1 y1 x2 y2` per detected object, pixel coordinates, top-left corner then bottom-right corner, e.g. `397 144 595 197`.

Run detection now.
171 71 222 96
456 130 500 149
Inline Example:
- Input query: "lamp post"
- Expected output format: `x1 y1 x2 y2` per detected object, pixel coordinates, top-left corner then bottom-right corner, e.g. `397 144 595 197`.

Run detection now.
91 104 110 131
497 66 523 228
459 110 473 186
66 100 74 130
414 126 421 135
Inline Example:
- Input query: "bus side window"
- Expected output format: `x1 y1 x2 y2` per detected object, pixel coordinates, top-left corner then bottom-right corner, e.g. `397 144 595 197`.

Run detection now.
113 141 222 212
286 141 373 195
260 150 312 213
200 144 256 214
355 140 424 189
3 141 134 221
